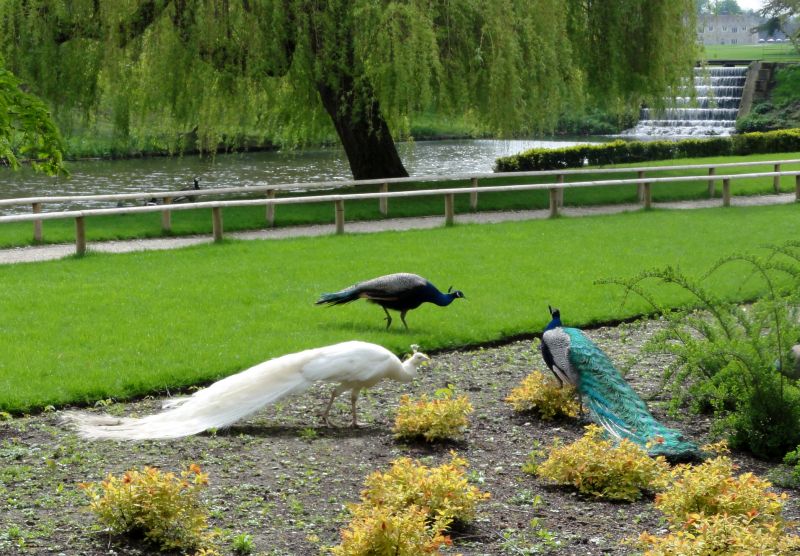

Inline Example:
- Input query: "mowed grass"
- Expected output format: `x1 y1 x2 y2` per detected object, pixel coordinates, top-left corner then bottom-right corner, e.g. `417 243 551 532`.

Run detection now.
0 152 798 249
1 203 799 412
703 43 800 61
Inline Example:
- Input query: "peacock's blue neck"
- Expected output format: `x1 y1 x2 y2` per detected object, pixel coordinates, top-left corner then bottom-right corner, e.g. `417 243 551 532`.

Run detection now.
433 291 457 306
544 315 562 331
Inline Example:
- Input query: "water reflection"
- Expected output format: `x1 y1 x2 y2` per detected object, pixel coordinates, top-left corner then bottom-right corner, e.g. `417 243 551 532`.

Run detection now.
0 138 599 213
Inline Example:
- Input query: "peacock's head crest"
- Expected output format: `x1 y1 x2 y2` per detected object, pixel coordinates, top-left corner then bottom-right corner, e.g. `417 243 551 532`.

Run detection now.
404 346 430 371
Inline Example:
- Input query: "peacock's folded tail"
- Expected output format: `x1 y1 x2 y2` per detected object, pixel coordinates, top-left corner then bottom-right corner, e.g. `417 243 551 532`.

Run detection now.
564 328 703 462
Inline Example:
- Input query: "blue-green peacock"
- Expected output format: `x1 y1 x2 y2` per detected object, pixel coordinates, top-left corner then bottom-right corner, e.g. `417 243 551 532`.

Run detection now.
540 307 703 462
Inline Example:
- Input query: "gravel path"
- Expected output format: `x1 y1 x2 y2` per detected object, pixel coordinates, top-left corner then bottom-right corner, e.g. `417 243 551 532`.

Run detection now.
0 192 795 264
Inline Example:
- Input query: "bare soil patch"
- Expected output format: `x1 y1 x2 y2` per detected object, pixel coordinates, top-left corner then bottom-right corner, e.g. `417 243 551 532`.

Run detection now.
1 317 798 555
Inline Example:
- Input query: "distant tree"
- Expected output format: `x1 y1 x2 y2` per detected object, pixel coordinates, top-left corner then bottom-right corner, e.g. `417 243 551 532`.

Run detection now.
0 60 65 175
712 0 744 15
0 1 698 180
761 1 800 48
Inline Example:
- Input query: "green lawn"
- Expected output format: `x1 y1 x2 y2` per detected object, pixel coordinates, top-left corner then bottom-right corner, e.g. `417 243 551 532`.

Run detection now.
1 152 798 249
1 203 799 413
703 43 800 61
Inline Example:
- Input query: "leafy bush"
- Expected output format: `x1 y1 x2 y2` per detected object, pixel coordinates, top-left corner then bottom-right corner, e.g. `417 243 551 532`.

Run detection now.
330 504 452 556
636 444 800 555
505 370 579 419
495 128 800 171
359 454 490 525
604 242 800 459
656 449 785 524
637 513 800 556
393 387 473 442
527 425 670 501
331 454 489 555
80 464 218 555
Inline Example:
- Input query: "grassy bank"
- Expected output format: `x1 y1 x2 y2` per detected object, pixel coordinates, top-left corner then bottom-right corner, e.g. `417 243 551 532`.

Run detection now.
1 152 799 249
2 203 799 413
703 43 800 61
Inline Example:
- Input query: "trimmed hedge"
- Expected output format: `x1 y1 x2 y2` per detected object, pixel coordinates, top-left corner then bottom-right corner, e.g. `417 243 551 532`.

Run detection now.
494 129 800 172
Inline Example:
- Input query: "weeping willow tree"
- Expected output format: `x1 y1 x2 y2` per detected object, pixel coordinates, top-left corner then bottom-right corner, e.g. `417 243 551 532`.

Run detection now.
0 0 697 179
0 59 65 175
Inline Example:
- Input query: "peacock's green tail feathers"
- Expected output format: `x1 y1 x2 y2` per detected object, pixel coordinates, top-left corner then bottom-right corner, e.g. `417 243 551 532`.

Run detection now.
563 328 703 462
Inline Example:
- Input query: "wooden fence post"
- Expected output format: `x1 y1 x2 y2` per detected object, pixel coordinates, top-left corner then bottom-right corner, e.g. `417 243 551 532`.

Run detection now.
637 171 646 203
723 178 731 207
379 183 389 216
556 174 564 207
161 197 172 232
643 182 652 209
708 167 716 197
32 202 42 243
795 175 800 201
444 194 455 226
548 188 559 218
774 163 781 193
266 189 276 226
469 177 479 211
335 200 345 234
75 216 86 255
212 207 223 242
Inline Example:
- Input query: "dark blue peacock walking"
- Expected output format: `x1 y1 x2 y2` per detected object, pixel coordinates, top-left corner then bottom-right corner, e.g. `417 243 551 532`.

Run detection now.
541 306 702 462
316 273 465 329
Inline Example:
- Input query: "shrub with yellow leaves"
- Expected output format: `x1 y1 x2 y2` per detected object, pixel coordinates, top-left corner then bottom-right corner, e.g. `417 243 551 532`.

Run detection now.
505 370 579 420
528 425 670 501
330 504 452 556
330 454 490 555
393 386 473 442
635 442 800 555
656 450 786 525
637 512 800 556
80 464 218 555
360 453 490 524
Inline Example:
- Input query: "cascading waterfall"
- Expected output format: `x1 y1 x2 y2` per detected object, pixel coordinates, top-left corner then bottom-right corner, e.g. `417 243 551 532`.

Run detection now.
623 66 747 138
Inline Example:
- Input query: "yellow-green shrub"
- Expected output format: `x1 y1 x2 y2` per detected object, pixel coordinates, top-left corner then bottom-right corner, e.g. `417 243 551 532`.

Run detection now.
330 504 452 556
360 453 490 524
505 370 579 419
330 454 489 555
637 513 800 556
393 388 473 442
635 443 800 555
530 425 670 501
656 453 786 525
80 464 218 555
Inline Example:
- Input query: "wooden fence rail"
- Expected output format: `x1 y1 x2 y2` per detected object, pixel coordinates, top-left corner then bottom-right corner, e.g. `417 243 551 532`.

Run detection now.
0 169 798 256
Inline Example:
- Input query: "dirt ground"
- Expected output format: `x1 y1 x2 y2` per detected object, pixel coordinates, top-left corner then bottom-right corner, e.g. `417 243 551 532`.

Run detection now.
1 317 798 555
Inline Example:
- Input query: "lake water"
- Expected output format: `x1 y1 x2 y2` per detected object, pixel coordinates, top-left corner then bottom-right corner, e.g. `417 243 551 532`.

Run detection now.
0 138 602 213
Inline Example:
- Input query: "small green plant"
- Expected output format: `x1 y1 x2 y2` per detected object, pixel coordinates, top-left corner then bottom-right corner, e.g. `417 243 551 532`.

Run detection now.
530 425 670 501
505 369 579 419
0 411 11 421
635 443 800 555
231 532 255 555
770 445 800 488
80 464 218 554
298 427 318 441
330 454 490 555
393 386 473 442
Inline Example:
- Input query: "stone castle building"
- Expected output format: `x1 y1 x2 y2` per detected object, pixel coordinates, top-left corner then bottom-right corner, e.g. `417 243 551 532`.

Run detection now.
697 14 761 45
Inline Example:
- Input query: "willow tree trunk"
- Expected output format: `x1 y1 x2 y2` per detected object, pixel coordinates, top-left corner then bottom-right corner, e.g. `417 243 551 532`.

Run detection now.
317 81 409 181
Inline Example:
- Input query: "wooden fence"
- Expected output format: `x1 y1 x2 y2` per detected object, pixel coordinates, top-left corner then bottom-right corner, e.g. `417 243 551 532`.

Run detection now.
1 159 799 255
